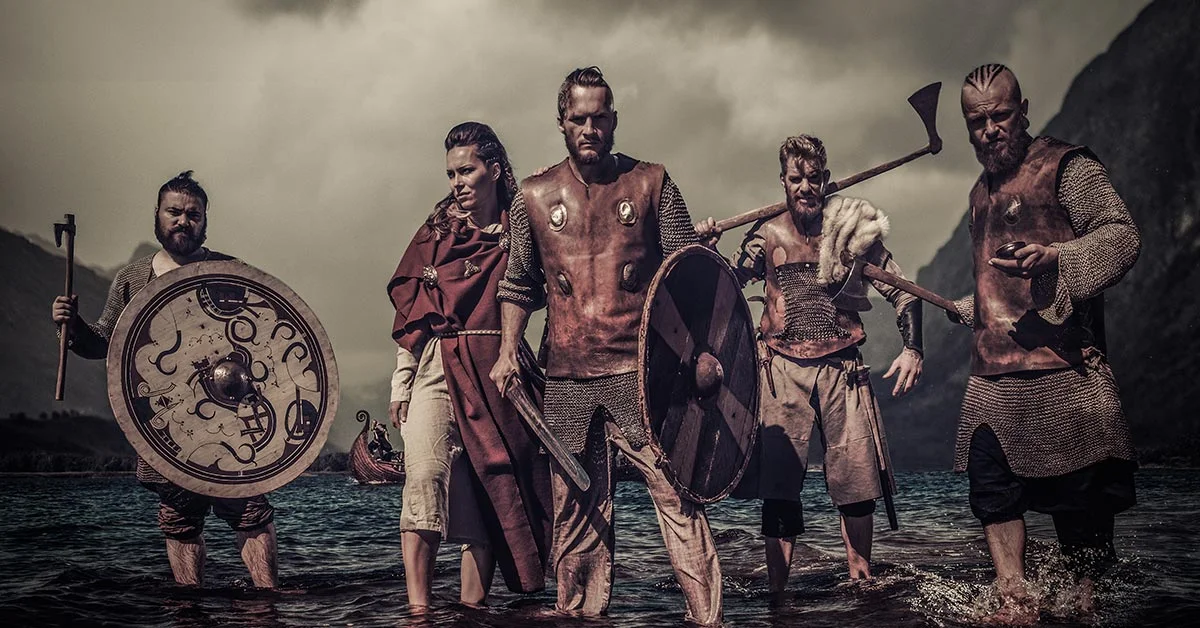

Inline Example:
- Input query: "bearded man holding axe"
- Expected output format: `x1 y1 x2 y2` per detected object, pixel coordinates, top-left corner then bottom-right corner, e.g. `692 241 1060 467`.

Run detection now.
699 134 923 593
696 82 949 595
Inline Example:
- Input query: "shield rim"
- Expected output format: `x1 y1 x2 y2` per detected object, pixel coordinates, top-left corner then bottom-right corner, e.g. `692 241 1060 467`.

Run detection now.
106 259 339 498
638 244 760 504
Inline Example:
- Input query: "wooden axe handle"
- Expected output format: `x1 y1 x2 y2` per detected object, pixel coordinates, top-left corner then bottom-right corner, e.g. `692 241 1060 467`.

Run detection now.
55 213 76 401
857 258 957 314
711 82 941 235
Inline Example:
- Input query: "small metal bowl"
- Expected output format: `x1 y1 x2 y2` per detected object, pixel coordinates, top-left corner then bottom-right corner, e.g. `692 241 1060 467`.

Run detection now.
994 241 1026 259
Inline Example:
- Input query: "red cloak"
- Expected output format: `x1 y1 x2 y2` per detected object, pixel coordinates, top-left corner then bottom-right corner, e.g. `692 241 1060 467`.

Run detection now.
387 216 551 593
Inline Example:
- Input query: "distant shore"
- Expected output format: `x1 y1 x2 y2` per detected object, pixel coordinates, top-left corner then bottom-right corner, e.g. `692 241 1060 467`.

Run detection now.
0 470 353 478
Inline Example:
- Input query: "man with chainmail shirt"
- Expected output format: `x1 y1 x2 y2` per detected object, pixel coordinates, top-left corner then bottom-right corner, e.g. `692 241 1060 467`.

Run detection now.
489 66 721 624
949 63 1139 624
698 134 924 595
49 171 278 588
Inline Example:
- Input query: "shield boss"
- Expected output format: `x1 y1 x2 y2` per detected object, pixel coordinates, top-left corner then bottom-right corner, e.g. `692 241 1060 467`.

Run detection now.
107 260 338 498
639 244 760 503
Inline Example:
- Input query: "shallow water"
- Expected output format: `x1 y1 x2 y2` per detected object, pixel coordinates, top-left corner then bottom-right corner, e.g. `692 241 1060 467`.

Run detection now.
1 470 1196 626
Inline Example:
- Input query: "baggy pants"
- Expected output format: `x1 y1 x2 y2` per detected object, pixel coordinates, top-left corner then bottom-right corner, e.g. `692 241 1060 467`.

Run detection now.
550 413 722 625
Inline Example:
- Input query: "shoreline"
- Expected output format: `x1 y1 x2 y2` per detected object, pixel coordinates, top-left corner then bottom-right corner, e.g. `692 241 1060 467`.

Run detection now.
0 470 353 478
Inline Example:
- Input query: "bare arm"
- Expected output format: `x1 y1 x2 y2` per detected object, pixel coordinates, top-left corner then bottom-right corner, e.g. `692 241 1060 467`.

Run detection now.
863 242 924 396
491 300 534 395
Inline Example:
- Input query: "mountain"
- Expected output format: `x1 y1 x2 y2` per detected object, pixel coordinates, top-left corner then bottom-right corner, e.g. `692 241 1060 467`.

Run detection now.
0 227 363 464
877 0 1200 468
0 228 116 418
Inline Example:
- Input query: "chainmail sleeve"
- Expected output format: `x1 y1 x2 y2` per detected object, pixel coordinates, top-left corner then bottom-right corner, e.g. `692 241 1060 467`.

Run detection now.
497 189 547 309
657 172 700 255
950 295 975 328
730 222 767 287
67 255 153 359
1035 155 1140 323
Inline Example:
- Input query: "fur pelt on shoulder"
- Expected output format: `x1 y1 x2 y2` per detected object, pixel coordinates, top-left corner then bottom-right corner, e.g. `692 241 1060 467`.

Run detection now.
817 195 890 285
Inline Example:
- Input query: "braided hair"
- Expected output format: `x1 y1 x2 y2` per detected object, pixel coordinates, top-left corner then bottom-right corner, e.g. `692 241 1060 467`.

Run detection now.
426 121 518 240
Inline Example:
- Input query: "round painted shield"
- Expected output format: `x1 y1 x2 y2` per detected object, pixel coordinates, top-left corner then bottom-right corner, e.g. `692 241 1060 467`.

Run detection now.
639 244 760 503
107 260 338 498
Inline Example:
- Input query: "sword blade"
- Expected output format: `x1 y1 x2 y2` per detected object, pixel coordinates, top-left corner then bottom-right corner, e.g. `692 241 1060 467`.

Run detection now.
505 377 591 493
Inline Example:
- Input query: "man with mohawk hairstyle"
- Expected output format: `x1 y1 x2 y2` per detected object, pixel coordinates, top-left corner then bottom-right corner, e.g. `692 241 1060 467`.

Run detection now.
950 63 1140 623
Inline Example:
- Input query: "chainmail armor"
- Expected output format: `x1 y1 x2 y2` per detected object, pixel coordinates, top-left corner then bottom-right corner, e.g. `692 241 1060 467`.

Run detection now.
544 372 645 455
774 263 852 342
656 174 701 254
954 152 1139 477
1040 155 1141 323
497 190 545 308
954 361 1135 477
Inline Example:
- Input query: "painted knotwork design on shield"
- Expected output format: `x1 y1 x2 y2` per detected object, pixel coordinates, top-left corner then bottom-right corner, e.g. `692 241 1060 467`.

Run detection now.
108 260 337 498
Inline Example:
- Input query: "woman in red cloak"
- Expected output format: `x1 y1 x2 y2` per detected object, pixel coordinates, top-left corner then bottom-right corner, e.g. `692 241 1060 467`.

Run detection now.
386 122 550 609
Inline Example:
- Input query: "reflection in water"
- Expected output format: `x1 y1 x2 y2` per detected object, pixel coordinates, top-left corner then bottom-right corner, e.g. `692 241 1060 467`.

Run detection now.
0 471 1196 627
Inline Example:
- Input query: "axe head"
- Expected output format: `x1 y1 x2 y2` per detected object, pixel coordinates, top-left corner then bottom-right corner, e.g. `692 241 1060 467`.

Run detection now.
54 213 76 248
907 82 943 155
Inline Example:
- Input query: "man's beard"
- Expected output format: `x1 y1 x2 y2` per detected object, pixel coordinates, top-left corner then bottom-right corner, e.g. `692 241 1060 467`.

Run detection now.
565 130 615 166
155 218 207 256
786 189 825 221
974 131 1032 176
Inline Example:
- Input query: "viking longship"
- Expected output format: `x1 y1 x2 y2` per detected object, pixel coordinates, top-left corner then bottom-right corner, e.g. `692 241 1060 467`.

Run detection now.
349 410 405 484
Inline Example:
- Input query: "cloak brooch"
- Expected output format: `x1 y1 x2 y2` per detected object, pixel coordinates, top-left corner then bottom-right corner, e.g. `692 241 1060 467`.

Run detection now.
463 260 480 279
421 265 439 289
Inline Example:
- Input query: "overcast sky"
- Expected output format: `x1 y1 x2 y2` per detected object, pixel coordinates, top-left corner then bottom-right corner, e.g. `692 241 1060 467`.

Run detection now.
0 0 1151 387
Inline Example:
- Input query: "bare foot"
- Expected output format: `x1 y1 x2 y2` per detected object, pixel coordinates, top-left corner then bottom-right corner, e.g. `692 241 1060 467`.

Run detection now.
980 577 1039 626
980 599 1039 626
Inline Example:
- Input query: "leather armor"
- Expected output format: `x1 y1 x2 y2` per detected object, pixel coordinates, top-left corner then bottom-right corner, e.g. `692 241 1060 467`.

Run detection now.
969 136 1103 376
523 153 666 378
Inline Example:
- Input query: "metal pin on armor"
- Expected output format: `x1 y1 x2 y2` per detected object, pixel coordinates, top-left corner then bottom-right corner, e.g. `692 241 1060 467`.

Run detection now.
556 271 573 296
619 262 639 292
549 204 567 231
617 199 637 225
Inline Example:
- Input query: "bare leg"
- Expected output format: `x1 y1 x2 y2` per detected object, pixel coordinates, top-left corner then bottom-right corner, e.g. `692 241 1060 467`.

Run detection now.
403 530 441 609
982 518 1037 625
764 536 794 599
840 514 873 580
236 522 279 588
165 535 205 586
459 544 495 607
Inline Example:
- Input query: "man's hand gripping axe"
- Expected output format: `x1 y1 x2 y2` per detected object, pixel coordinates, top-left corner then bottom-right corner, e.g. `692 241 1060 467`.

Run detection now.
54 213 76 401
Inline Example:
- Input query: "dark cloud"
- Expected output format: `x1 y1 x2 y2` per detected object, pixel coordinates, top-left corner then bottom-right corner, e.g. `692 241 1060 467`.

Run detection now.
535 0 1026 77
0 0 1150 441
237 0 366 21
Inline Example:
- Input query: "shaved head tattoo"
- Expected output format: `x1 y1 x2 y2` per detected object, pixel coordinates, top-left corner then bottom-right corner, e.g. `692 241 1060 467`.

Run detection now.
964 63 1023 102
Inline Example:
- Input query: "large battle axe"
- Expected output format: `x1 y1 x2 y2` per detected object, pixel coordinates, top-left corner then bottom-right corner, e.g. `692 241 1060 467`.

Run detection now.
53 214 76 401
710 82 943 234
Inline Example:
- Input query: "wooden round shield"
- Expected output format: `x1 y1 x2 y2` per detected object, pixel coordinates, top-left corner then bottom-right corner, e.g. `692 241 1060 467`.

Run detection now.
107 260 338 498
639 244 760 503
